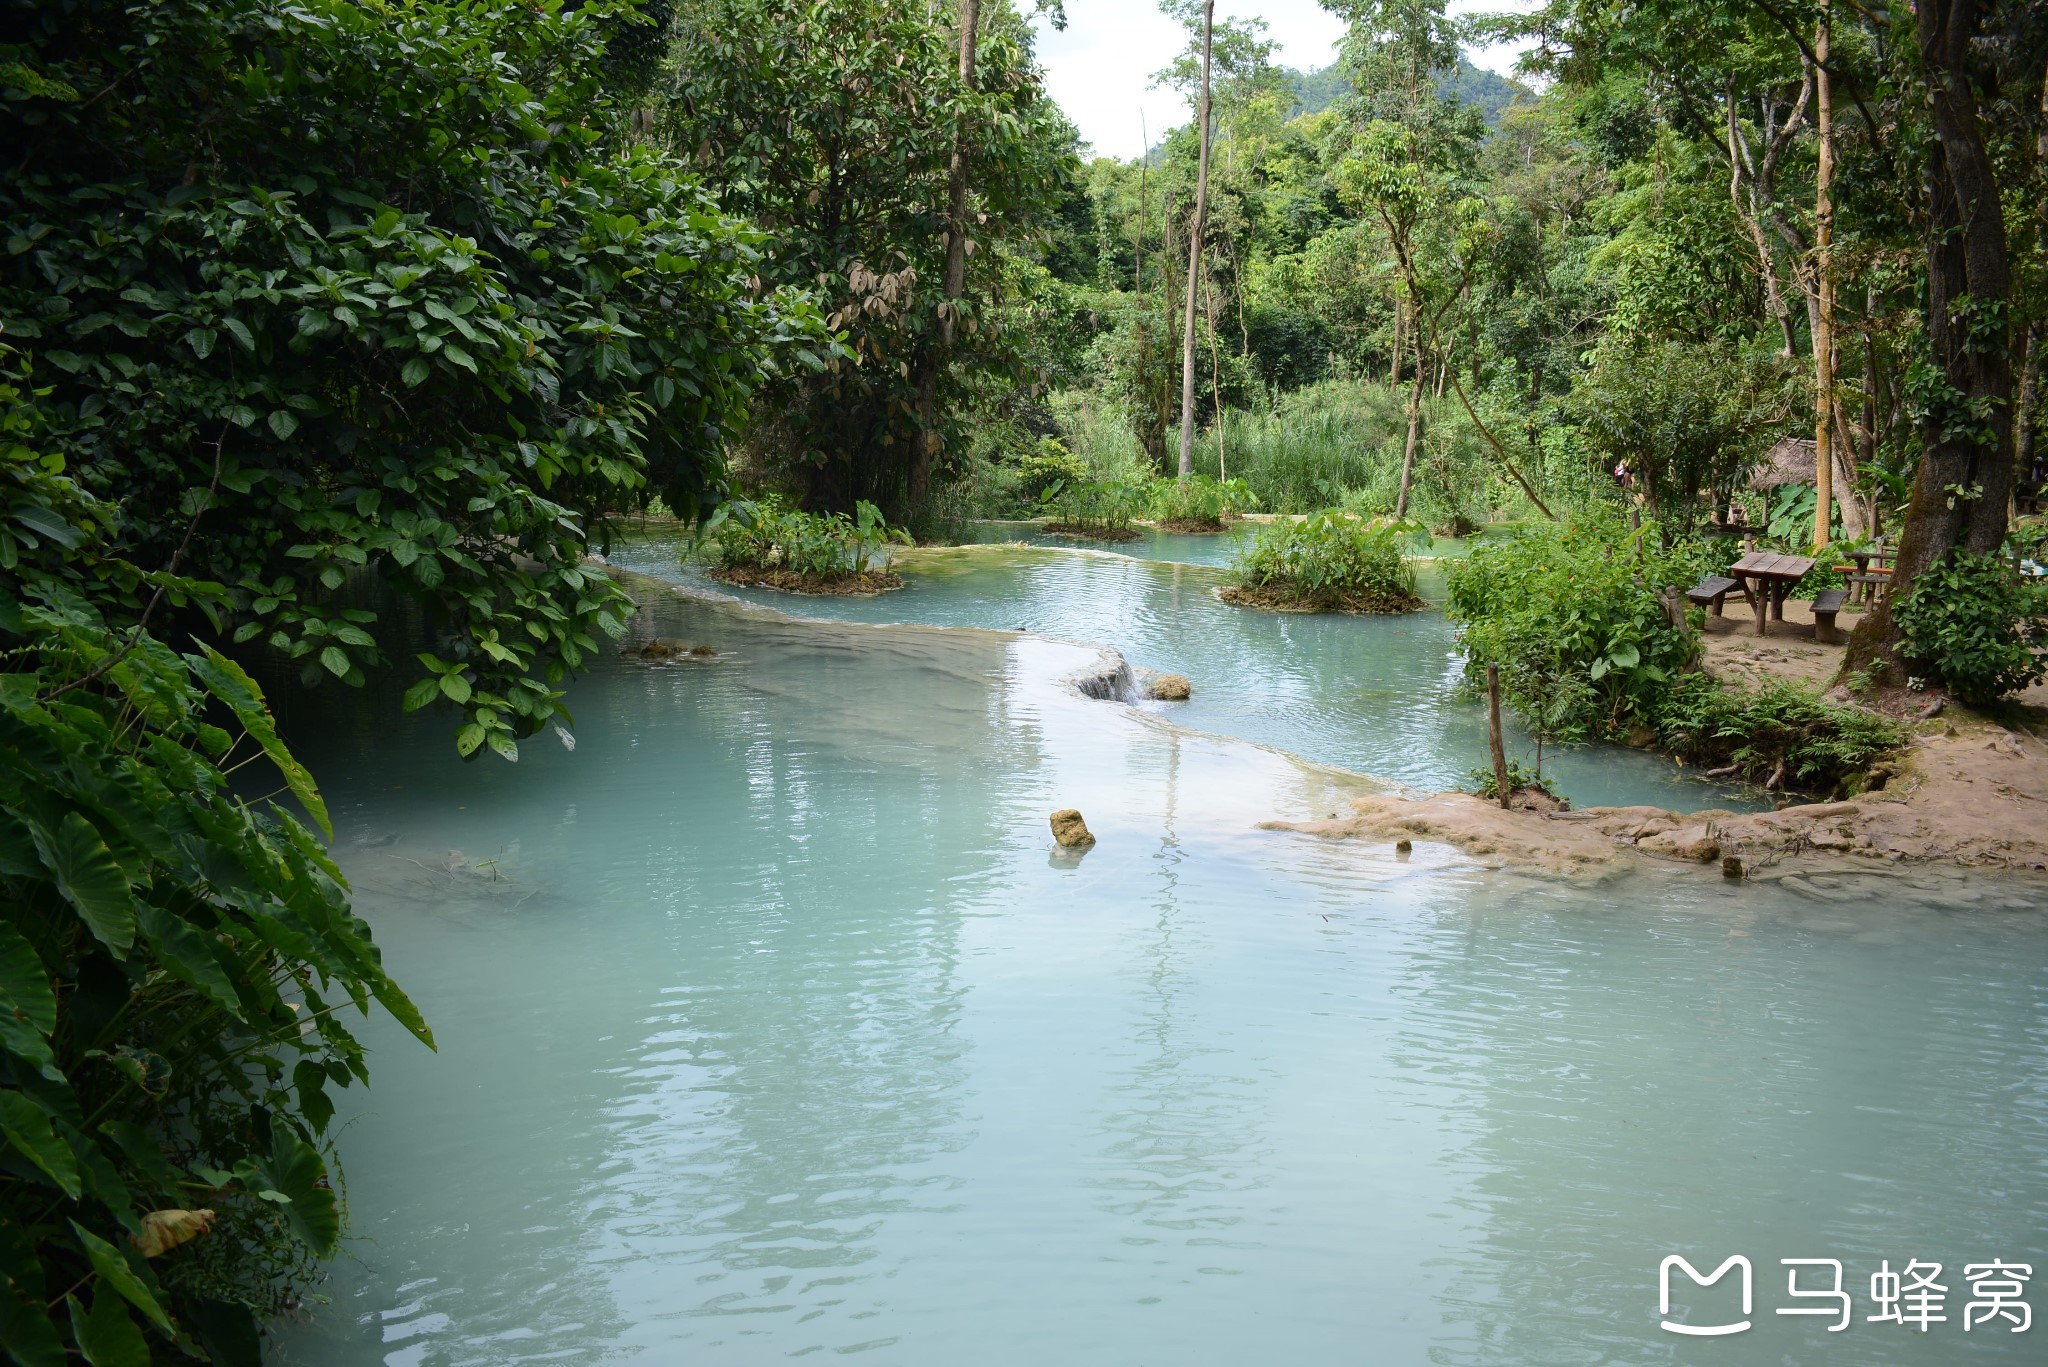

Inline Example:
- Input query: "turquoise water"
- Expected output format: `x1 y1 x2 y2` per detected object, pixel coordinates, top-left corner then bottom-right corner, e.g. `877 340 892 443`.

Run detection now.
270 580 2048 1367
604 527 1754 812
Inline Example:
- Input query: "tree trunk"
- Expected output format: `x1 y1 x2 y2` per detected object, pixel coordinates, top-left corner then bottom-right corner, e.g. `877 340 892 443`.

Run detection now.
1811 4 1835 549
908 0 981 511
1726 85 1801 357
1843 0 2016 680
1175 0 1215 479
1135 109 1148 295
1394 329 1424 518
1487 663 1510 810
1205 272 1226 480
2017 321 2041 508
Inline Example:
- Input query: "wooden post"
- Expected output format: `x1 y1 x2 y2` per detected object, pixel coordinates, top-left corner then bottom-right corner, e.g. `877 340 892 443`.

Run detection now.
1486 663 1510 810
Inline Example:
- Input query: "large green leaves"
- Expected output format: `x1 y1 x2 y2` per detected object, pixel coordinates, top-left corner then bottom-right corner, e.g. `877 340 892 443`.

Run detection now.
248 1119 340 1256
187 647 331 838
65 1226 171 1339
0 923 60 1081
26 813 134 954
0 1093 80 1198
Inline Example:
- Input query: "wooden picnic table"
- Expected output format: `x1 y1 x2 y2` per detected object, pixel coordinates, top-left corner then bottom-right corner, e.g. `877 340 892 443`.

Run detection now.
1728 550 1816 637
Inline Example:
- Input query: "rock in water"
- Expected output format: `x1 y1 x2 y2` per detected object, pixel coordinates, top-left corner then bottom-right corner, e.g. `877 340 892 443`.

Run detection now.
635 638 691 661
1148 673 1192 701
1050 808 1096 847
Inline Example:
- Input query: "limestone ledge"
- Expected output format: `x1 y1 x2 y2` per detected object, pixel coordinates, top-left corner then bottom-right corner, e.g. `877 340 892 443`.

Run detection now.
1267 710 2048 881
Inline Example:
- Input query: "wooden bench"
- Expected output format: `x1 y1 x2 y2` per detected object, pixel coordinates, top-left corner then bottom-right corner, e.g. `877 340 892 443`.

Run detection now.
1811 588 1848 644
1686 575 1740 616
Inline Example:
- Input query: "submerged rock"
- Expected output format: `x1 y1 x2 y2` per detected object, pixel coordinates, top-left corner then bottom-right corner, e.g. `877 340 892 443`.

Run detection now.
1050 808 1097 848
1148 673 1192 701
633 637 693 661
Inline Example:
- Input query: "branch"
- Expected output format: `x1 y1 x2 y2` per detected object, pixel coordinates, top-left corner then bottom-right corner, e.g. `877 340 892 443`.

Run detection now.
1448 369 1556 520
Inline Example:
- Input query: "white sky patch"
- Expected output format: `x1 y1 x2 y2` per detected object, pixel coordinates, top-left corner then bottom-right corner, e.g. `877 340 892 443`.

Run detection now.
1032 1 1539 161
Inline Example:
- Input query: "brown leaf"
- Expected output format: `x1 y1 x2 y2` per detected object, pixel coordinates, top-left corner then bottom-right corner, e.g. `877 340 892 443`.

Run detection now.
132 1208 216 1258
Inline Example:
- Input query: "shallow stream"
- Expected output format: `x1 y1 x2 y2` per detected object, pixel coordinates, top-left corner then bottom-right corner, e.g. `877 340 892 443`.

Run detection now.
274 535 2048 1366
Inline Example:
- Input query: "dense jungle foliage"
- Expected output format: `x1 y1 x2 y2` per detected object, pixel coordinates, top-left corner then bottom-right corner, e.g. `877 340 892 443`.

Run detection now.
6 0 2048 1357
1 0 810 1359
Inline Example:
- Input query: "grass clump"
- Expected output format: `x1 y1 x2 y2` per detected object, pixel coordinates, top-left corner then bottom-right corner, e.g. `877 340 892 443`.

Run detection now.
1150 473 1258 532
1221 511 1421 613
709 496 910 594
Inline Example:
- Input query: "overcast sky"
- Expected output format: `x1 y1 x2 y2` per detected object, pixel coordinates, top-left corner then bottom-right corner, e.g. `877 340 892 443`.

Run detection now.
1031 1 1537 161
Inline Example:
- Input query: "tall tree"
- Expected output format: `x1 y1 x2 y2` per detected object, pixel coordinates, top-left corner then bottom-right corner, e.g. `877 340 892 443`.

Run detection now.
1845 0 2020 677
661 0 1074 514
1173 0 1217 477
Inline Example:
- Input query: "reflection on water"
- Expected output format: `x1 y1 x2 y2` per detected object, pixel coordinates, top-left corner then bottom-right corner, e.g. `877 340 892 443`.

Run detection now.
605 526 1759 813
274 583 2048 1367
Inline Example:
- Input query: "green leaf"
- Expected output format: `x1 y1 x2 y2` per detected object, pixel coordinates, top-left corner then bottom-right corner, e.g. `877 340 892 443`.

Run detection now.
438 673 472 704
187 648 331 838
0 1283 66 1367
401 357 429 387
27 813 134 954
401 677 440 711
319 646 350 678
134 905 243 1018
0 922 59 1078
219 316 255 352
66 1224 172 1338
249 1118 340 1255
0 1092 80 1198
69 1293 150 1367
487 731 519 763
267 409 299 440
183 327 218 360
293 1060 335 1134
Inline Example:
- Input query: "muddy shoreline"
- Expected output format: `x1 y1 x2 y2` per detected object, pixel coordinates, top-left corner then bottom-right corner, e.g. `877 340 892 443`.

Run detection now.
1268 704 2048 880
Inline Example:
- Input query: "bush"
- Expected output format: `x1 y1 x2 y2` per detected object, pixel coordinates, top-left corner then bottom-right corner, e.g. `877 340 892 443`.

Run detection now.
711 497 909 580
1445 512 1705 741
1466 758 1564 804
3 358 432 1356
1655 675 1904 795
1893 551 2048 704
1224 512 1421 612
1041 477 1146 537
1150 474 1258 528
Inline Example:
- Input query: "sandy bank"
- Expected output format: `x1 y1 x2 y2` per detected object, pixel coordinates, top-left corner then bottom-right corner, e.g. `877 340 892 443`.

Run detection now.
1268 704 2048 879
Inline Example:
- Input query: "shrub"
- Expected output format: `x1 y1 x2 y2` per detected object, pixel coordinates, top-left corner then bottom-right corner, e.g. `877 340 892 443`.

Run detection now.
1893 551 2048 704
712 496 909 579
3 359 432 1355
1445 512 1705 741
1466 758 1564 804
1225 512 1421 612
1150 474 1257 528
1655 675 1904 795
1041 477 1146 537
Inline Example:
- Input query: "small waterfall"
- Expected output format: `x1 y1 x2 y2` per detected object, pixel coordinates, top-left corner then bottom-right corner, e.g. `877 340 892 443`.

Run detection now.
1068 646 1138 703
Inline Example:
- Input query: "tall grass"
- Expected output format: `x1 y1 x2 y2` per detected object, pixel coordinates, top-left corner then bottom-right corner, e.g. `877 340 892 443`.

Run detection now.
1178 381 1406 512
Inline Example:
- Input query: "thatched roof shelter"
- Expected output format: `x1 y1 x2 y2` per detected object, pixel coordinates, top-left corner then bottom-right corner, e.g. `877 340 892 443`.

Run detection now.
1751 436 1815 489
